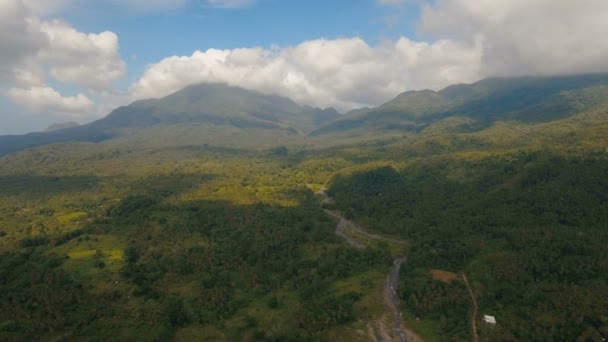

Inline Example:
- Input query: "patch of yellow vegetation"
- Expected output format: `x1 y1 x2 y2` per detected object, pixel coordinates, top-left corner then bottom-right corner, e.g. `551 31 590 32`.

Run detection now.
105 246 124 262
430 269 459 283
68 248 97 259
56 211 87 225
52 234 125 284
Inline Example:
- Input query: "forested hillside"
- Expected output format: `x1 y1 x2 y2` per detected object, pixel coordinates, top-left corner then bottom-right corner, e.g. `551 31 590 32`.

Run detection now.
328 155 608 341
313 73 608 136
0 145 394 341
1 74 607 341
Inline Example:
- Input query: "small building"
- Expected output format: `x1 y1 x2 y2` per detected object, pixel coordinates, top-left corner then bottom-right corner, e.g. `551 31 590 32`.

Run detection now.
483 315 497 324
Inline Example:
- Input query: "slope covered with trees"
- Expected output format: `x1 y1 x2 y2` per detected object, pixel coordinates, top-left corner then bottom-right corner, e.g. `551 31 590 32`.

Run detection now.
328 155 608 341
1 74 607 341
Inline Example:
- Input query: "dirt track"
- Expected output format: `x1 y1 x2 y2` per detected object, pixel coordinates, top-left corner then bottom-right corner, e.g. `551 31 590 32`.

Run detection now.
462 273 479 342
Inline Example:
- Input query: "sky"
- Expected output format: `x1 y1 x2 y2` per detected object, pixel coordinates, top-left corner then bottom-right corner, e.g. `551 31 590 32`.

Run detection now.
1 0 607 134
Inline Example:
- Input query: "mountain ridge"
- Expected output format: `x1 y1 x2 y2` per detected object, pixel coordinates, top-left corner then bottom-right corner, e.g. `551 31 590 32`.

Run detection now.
311 73 608 135
2 73 608 157
0 83 341 157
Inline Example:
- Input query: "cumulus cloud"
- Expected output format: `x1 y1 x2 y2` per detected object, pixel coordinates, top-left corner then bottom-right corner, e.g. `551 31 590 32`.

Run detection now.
420 0 608 77
131 0 608 110
130 37 482 109
0 0 126 119
0 0 46 82
7 86 94 115
38 20 126 90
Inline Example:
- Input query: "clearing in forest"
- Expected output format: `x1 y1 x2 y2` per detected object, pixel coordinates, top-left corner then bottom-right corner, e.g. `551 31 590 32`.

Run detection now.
430 269 459 283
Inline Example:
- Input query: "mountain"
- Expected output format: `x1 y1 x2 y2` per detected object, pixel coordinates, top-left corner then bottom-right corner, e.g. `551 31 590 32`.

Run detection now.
44 122 80 132
0 83 340 157
299 106 340 126
312 73 608 135
2 74 608 158
0 125 112 158
86 83 340 133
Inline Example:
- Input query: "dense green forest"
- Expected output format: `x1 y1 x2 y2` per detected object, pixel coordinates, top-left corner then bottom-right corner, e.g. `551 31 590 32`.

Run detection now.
0 146 396 341
328 154 608 341
3 145 607 341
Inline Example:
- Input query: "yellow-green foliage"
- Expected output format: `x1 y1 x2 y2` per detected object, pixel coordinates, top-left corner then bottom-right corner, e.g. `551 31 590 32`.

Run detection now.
53 234 125 276
56 211 87 225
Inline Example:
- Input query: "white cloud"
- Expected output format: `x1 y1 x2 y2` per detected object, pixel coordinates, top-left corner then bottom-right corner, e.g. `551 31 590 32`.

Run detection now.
420 0 608 77
38 20 126 90
0 1 46 82
7 86 94 115
131 0 608 110
0 0 126 122
130 37 482 110
0 1 127 90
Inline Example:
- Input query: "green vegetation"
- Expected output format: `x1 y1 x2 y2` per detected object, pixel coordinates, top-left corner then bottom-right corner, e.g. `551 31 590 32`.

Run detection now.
1 74 608 340
0 146 394 340
313 73 608 136
328 155 608 341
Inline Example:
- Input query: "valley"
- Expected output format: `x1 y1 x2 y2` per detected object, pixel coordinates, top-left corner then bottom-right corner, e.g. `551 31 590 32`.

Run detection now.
317 188 417 342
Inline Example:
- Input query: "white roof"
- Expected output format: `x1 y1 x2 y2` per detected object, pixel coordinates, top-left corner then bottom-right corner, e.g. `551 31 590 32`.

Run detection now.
483 315 496 324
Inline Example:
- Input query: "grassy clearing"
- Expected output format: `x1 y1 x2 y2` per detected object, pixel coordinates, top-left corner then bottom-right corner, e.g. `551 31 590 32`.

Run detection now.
400 309 442 342
430 269 459 283
327 270 387 341
55 211 88 225
51 234 125 291
221 288 302 339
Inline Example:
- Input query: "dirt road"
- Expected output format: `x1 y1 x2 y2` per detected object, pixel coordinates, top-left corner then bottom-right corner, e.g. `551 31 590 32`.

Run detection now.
462 273 479 342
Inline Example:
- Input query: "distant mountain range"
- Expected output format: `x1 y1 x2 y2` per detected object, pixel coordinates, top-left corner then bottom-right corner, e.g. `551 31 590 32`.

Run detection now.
1 73 607 157
0 83 339 156
312 73 608 135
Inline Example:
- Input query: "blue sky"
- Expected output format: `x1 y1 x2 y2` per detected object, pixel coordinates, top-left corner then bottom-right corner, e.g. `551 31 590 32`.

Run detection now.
1 0 607 134
64 0 421 87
